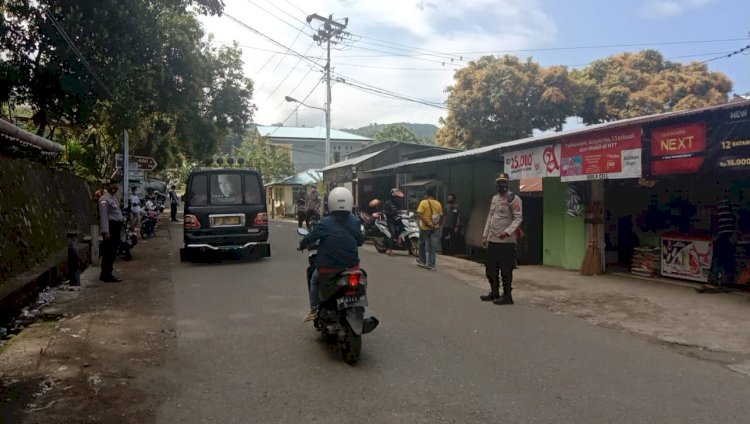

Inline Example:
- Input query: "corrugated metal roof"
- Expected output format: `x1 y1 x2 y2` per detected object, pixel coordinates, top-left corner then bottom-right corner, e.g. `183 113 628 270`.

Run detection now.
367 99 750 174
256 126 372 141
322 150 384 171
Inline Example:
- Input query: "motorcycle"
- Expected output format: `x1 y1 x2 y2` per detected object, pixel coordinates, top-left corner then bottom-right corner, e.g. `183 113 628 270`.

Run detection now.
355 208 380 239
298 227 379 365
373 210 420 256
118 212 138 261
141 200 163 239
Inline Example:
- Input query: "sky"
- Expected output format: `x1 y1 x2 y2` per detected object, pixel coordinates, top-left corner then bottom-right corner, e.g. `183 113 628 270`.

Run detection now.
199 0 750 130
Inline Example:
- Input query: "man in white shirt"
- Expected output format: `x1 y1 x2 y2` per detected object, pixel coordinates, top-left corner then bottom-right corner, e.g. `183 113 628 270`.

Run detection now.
129 186 142 231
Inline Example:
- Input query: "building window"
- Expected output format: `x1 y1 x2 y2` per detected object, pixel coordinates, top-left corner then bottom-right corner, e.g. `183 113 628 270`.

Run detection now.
334 152 341 162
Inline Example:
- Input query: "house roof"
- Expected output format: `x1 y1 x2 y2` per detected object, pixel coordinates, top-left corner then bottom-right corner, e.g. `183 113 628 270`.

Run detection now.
265 169 322 186
256 126 372 142
322 150 384 171
367 99 750 174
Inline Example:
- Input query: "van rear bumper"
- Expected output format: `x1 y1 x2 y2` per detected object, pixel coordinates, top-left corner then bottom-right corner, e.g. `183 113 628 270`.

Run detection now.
180 241 271 261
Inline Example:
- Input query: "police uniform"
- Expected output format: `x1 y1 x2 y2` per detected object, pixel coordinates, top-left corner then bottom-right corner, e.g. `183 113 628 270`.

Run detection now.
99 189 125 281
482 174 523 303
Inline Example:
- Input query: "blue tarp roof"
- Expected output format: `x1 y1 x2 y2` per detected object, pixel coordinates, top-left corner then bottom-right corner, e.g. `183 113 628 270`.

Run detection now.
265 169 322 186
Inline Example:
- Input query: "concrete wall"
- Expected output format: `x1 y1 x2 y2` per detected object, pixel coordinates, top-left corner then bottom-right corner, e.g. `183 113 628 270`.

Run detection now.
0 157 97 287
542 177 585 270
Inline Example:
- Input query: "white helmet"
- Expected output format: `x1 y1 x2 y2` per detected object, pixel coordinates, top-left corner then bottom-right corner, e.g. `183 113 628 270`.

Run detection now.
328 187 353 212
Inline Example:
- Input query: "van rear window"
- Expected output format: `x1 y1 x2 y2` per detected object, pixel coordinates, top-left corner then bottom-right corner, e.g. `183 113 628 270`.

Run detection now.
244 174 262 204
188 175 208 206
210 173 242 205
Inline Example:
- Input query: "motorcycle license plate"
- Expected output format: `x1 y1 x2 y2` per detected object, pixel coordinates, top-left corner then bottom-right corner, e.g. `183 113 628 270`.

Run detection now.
336 295 368 310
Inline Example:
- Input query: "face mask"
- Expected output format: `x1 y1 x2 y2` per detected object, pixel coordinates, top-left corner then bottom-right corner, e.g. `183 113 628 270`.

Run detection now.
496 184 508 193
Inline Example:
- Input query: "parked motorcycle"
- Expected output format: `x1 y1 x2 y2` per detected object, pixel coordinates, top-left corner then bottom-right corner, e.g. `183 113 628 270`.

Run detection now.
373 210 420 256
356 208 380 239
141 200 163 239
298 227 379 365
118 214 138 261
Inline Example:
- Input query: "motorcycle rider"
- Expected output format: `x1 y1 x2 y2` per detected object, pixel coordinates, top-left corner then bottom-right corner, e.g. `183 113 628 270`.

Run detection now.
299 187 364 322
384 188 405 256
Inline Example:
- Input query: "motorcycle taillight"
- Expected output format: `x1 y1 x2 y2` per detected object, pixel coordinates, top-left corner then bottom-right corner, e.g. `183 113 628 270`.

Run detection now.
348 273 361 287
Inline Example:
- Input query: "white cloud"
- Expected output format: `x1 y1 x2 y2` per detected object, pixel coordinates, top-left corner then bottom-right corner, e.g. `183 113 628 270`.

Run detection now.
640 0 717 19
200 0 557 129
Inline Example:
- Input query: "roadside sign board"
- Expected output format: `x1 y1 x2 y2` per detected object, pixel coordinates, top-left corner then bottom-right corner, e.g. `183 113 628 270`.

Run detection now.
115 154 158 171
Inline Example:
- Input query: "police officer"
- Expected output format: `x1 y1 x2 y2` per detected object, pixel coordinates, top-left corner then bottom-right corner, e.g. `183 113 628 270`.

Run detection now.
481 173 523 305
99 178 125 282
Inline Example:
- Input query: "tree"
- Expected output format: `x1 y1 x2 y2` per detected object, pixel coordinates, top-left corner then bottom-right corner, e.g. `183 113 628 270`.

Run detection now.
0 0 255 177
571 49 732 123
374 124 425 143
233 136 295 182
436 56 578 149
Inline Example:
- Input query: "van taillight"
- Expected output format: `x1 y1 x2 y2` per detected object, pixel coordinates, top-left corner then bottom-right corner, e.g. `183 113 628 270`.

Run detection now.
254 213 268 227
184 214 201 229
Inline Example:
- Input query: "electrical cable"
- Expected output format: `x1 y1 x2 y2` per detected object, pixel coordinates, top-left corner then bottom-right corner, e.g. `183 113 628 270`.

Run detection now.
266 80 324 137
263 41 317 102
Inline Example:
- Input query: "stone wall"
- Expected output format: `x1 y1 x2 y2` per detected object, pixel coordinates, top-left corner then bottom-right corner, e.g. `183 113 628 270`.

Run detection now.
0 156 97 287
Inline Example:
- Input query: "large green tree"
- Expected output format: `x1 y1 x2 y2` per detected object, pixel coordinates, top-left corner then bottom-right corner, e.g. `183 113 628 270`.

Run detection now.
572 49 732 123
436 56 577 149
233 136 294 182
0 0 255 176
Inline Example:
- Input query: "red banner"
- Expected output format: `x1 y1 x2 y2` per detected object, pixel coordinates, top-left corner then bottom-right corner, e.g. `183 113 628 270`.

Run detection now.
650 122 706 175
560 127 642 181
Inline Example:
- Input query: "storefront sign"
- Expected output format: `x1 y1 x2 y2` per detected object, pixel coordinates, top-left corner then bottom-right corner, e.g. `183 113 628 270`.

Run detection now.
661 235 713 283
714 106 750 172
560 127 642 181
504 144 561 180
650 122 706 175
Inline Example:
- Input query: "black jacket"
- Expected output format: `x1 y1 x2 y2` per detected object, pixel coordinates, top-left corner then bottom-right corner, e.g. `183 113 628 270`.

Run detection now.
301 213 364 269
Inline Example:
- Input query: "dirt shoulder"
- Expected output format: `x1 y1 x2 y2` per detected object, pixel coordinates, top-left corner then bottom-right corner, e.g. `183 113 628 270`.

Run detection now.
0 218 177 424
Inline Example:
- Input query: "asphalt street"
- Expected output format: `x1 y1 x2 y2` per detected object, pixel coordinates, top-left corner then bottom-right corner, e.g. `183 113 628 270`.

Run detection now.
157 219 750 423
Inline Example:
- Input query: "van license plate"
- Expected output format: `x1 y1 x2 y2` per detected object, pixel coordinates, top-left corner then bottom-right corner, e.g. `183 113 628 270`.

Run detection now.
212 216 242 226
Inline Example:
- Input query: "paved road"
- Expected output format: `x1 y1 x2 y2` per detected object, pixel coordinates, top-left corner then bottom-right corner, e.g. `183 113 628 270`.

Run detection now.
157 220 750 423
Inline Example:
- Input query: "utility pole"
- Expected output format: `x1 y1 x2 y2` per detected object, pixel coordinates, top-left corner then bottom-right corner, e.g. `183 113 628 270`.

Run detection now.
306 13 348 166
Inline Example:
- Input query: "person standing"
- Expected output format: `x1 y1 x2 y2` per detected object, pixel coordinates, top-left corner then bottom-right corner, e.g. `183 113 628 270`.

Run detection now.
168 185 180 221
296 186 308 228
481 173 523 305
99 179 125 283
384 188 405 256
441 193 461 255
416 188 443 271
305 186 321 229
129 186 142 231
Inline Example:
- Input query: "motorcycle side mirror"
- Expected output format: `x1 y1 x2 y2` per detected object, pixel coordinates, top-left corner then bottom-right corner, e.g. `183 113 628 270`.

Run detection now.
297 228 309 236
360 225 365 235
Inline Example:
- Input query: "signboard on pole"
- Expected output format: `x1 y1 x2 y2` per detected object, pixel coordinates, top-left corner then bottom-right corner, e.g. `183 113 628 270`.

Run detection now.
115 154 158 171
713 106 750 172
504 144 561 180
560 127 642 182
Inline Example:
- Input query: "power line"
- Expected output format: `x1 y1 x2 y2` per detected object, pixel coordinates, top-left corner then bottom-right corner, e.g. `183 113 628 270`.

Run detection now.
274 67 321 109
263 41 316 102
260 0 311 27
267 80 323 137
243 0 314 37
44 10 113 99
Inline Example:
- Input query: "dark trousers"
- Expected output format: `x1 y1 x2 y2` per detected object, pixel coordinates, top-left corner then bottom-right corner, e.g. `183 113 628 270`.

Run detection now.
101 220 122 279
485 242 516 292
297 210 307 228
171 203 178 221
441 228 457 255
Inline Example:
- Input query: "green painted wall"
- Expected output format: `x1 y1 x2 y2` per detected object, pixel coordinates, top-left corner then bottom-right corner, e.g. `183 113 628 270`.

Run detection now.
542 178 586 270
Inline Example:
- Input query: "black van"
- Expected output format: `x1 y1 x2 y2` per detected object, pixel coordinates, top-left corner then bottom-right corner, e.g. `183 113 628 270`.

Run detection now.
180 168 270 262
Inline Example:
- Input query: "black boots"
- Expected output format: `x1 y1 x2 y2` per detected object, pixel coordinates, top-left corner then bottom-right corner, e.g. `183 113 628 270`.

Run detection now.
480 279 500 301
493 289 513 305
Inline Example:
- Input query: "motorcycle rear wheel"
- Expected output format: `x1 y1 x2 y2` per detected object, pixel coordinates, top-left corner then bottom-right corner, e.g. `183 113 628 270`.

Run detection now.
374 236 388 253
340 323 362 365
408 238 419 257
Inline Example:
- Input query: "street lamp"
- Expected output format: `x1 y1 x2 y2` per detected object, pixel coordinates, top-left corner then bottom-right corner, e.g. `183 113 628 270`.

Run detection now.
285 95 331 167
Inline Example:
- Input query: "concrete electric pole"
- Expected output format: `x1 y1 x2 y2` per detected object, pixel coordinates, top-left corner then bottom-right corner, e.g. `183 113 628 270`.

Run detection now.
306 13 348 166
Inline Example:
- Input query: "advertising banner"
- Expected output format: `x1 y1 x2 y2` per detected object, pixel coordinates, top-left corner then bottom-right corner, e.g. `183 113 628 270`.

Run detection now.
661 235 713 283
504 144 561 180
560 127 642 182
713 106 750 173
650 122 706 175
